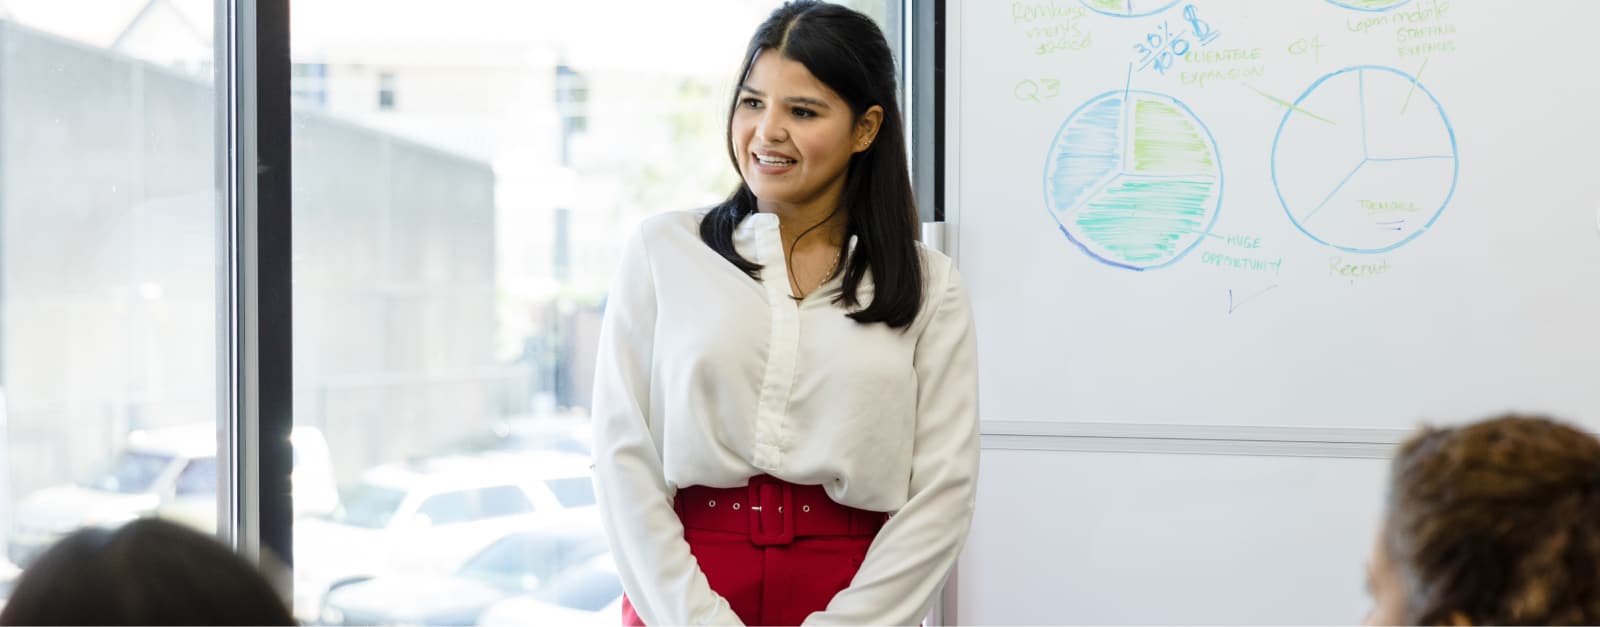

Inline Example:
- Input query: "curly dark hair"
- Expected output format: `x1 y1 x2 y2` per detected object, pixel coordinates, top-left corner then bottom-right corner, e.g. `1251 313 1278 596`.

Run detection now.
1385 414 1600 625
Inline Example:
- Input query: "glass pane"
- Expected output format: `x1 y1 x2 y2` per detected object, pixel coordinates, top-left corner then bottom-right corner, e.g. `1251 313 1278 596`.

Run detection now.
532 558 623 612
290 1 897 624
544 476 595 509
458 533 563 588
330 483 406 529
415 490 475 526
83 451 176 495
174 457 219 497
479 485 535 518
0 0 219 592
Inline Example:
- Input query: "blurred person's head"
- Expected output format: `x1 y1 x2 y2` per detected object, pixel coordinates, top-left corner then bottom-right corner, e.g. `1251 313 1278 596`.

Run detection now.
0 517 294 625
1366 414 1600 625
702 0 923 328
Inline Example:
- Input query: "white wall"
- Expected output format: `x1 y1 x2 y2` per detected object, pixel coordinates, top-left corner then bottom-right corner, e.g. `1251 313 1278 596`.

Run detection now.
957 441 1390 624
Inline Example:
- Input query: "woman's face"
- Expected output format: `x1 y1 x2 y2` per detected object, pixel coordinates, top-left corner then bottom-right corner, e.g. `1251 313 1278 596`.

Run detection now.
730 50 880 212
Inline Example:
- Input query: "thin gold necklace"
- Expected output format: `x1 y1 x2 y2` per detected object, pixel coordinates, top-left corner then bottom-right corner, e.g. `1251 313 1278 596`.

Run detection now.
780 207 844 299
790 252 838 300
816 253 840 291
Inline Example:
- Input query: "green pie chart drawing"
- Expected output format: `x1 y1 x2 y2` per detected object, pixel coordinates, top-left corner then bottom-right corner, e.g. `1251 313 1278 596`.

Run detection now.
1043 90 1224 271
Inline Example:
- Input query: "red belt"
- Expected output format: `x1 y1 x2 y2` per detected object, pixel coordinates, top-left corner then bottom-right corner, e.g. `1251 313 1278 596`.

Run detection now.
673 475 887 547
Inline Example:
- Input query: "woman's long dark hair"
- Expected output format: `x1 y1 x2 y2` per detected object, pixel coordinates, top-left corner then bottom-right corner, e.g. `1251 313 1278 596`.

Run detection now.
700 0 922 328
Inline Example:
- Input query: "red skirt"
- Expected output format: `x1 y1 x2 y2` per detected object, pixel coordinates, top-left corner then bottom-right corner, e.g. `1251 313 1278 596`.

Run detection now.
622 475 888 626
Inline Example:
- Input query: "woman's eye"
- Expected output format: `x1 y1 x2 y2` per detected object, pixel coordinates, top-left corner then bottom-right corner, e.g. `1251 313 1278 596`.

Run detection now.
792 107 816 118
741 98 763 108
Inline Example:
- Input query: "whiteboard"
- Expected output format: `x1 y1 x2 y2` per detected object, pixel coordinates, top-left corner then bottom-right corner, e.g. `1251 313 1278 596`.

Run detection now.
948 0 1600 430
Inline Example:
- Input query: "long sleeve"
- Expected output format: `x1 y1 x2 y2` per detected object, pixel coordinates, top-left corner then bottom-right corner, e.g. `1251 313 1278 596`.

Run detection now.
590 226 745 626
804 260 981 626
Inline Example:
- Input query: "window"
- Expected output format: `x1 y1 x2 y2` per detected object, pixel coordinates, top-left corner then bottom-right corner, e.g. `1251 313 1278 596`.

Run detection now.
478 484 535 517
415 489 474 525
0 0 912 619
292 62 330 107
554 64 588 160
459 532 566 590
532 560 624 612
174 457 218 497
0 0 220 582
545 476 596 508
377 72 397 110
81 452 174 495
332 484 406 529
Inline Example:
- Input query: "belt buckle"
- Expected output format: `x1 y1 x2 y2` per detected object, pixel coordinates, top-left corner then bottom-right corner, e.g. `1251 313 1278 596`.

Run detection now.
747 477 795 546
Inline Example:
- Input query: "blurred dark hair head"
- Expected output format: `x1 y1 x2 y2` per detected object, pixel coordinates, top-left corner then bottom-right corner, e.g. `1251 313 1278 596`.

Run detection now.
0 517 295 625
1385 414 1600 625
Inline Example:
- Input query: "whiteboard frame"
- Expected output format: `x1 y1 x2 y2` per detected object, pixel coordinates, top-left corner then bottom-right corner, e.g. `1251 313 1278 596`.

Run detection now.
982 421 1401 458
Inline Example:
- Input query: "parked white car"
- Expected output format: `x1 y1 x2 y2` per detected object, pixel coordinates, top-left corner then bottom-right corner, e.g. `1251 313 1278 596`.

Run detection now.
475 554 622 626
319 511 607 626
292 451 595 622
8 423 339 567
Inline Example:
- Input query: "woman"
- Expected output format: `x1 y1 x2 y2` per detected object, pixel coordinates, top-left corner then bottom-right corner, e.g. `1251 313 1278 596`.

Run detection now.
1365 414 1600 625
590 1 978 625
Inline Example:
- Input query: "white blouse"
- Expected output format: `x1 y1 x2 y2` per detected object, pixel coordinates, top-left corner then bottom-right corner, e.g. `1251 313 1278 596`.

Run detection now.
590 210 979 626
